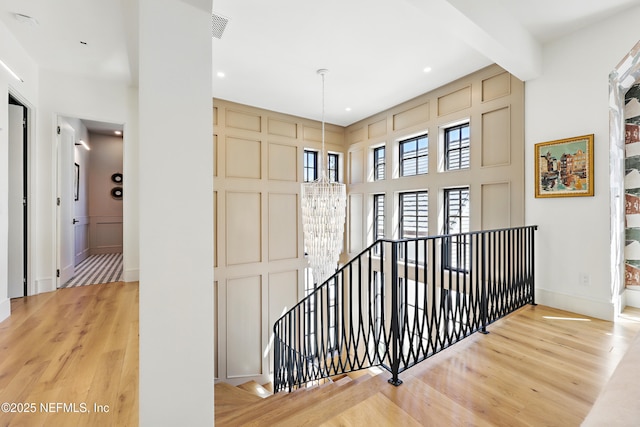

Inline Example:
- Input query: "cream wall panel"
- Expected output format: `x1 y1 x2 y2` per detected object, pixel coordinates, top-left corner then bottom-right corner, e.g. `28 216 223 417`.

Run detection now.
268 143 298 181
226 275 262 377
226 192 262 265
368 119 387 139
214 280 219 379
344 64 524 258
303 125 343 145
214 191 218 268
482 72 511 102
214 98 346 385
91 219 123 254
438 86 471 116
482 107 511 167
349 149 364 184
393 102 430 131
349 194 364 253
213 134 218 177
268 118 297 138
481 182 511 230
226 137 261 179
349 127 365 144
268 193 298 261
268 270 299 369
226 109 262 132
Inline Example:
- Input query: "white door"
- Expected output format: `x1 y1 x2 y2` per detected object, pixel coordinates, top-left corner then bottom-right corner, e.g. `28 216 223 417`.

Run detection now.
57 122 75 286
8 104 24 298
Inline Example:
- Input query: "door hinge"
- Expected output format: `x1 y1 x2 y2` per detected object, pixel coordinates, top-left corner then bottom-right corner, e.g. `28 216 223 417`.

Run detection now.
57 126 61 135
57 197 61 206
56 269 60 278
23 197 27 206
23 118 26 128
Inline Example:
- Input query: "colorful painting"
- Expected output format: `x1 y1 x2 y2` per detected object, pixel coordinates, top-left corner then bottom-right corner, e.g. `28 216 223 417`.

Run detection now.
534 134 594 198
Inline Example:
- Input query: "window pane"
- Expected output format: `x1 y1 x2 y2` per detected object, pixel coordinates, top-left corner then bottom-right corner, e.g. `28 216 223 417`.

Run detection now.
304 150 318 182
444 187 470 271
445 124 469 171
400 191 428 239
328 153 339 182
374 146 385 180
374 194 385 241
400 134 428 177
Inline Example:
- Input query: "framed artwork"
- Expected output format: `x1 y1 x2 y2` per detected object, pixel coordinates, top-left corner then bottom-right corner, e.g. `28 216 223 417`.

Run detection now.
534 134 594 198
74 163 80 201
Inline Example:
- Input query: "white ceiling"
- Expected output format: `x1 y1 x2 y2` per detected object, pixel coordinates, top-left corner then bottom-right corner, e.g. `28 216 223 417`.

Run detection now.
1 0 639 127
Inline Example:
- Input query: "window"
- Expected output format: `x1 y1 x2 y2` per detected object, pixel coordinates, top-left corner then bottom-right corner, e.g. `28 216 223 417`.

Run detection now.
327 153 339 182
373 146 385 180
303 267 337 354
399 191 429 239
372 270 384 361
373 194 385 256
373 194 385 242
399 191 428 263
400 134 428 177
444 187 470 271
444 123 470 170
304 150 318 182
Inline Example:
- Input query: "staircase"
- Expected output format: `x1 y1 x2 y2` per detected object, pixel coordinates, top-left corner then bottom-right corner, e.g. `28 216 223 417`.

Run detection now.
215 369 393 426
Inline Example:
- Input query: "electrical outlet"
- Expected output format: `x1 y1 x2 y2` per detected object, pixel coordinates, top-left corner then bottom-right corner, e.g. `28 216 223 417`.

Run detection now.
579 272 590 287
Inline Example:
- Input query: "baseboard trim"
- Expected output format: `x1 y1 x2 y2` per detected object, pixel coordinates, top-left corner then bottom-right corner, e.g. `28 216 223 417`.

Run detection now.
535 288 615 321
0 298 11 322
34 278 55 294
624 288 640 308
124 268 139 282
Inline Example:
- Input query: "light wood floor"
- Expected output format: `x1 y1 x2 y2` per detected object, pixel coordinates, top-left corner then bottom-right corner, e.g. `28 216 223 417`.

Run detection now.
2 283 639 426
216 304 640 426
0 282 138 427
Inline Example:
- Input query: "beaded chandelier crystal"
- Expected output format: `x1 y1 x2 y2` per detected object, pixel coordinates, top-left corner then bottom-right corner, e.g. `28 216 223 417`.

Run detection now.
301 69 347 285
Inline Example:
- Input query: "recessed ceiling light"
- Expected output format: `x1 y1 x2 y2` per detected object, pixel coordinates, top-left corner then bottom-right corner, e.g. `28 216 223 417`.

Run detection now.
216 71 225 78
345 107 352 112
423 66 432 73
114 130 122 136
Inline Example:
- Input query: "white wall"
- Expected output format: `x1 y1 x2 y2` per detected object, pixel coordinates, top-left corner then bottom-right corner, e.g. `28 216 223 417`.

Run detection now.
0 20 39 321
138 0 214 425
525 6 640 320
35 70 136 292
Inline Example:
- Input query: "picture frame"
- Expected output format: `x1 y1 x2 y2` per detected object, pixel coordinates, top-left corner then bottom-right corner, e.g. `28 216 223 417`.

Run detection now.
534 134 594 198
74 163 80 201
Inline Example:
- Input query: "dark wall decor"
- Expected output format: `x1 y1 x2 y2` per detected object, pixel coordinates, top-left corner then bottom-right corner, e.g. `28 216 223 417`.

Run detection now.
111 187 123 199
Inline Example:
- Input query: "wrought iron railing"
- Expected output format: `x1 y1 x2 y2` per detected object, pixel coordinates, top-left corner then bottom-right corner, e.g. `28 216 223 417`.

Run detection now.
273 226 537 392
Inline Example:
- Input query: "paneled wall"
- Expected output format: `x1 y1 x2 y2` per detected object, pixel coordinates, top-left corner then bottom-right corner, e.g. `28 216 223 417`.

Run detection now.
213 99 344 385
213 64 524 385
344 64 524 257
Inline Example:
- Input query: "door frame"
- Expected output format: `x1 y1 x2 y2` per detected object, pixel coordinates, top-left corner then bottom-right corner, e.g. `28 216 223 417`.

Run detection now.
8 91 32 297
53 114 126 288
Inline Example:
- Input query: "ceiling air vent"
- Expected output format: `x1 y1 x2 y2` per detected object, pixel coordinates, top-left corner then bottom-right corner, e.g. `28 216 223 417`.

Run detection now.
212 13 229 39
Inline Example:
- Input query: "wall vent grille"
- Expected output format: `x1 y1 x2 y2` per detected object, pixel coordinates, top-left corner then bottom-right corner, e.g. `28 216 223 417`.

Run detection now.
212 13 229 39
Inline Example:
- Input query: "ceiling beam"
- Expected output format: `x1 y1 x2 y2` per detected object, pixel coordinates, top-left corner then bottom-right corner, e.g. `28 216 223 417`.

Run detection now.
406 0 542 81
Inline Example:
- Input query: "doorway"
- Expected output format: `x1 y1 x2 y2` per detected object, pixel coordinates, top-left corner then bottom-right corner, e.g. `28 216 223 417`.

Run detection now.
56 116 124 288
8 94 28 298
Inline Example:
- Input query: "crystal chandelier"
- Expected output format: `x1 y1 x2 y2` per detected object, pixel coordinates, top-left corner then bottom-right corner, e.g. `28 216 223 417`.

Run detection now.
301 69 347 286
